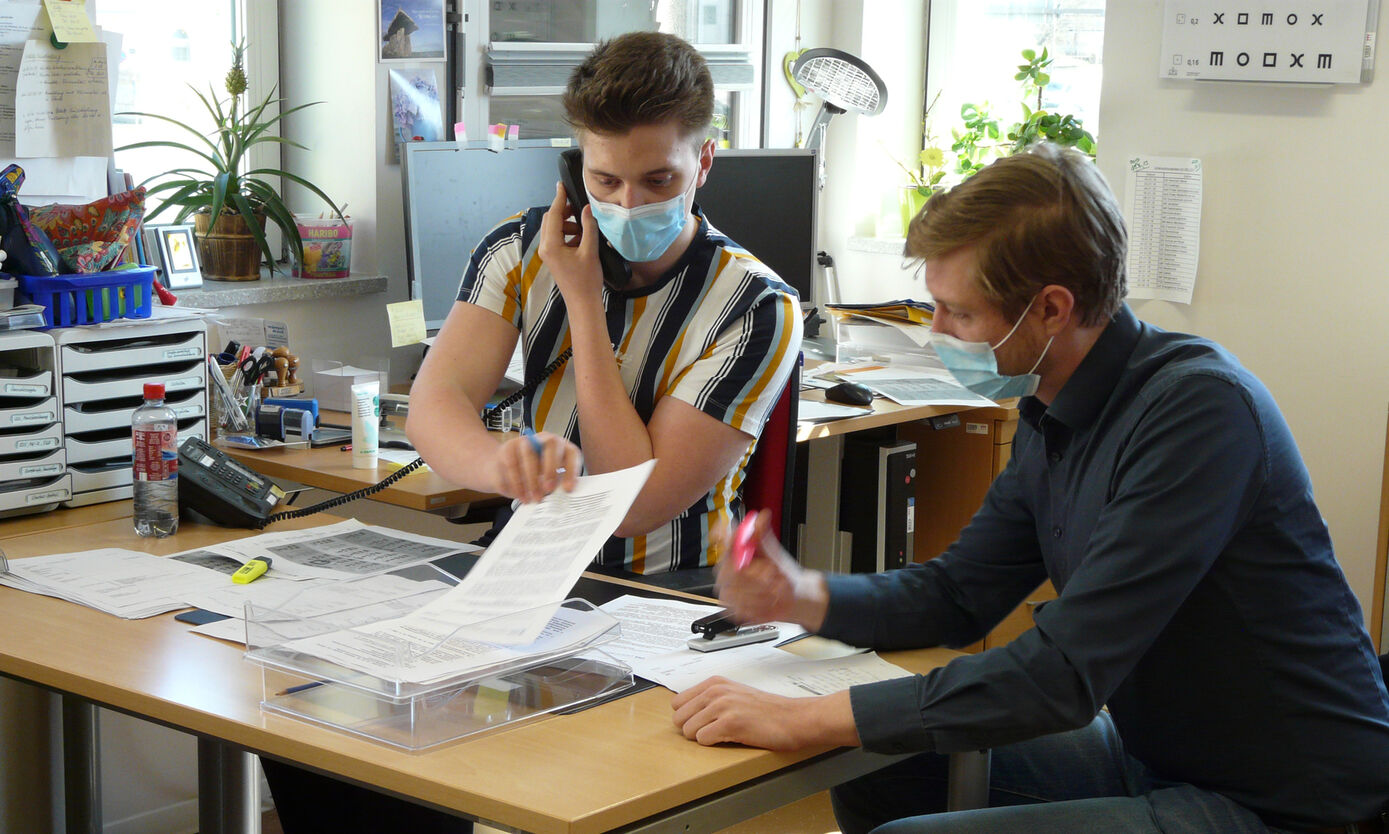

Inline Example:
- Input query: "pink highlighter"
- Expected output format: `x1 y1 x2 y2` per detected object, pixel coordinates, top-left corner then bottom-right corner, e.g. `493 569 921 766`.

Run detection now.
731 510 760 570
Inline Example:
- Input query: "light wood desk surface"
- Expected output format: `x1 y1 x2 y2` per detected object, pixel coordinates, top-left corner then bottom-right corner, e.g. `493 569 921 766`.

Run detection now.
0 506 963 834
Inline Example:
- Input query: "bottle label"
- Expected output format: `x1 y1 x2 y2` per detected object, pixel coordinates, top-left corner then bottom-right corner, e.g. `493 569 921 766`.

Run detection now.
133 427 179 481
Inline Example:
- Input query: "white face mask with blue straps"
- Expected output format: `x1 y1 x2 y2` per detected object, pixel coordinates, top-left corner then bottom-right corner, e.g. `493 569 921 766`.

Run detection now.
931 295 1054 400
586 176 695 263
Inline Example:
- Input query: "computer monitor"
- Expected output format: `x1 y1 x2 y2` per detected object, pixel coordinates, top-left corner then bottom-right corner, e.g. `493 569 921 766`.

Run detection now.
403 143 818 330
697 148 818 302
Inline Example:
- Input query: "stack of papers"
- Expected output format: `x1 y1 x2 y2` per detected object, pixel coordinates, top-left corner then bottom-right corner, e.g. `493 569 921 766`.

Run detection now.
0 548 228 618
826 299 934 326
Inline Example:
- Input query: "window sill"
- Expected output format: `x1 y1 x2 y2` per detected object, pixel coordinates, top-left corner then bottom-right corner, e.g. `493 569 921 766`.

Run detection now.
173 271 387 309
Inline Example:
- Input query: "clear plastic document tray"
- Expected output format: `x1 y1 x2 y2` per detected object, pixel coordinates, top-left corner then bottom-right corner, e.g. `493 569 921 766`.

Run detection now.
243 564 633 750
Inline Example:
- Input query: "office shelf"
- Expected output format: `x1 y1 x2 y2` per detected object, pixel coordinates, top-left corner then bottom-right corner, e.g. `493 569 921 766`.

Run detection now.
0 331 63 517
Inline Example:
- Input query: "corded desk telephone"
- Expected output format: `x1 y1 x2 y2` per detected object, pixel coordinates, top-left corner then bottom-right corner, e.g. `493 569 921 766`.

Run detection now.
557 148 631 287
178 436 286 528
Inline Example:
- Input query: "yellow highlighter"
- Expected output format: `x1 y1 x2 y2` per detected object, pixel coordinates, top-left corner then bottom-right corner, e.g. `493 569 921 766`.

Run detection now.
231 557 272 584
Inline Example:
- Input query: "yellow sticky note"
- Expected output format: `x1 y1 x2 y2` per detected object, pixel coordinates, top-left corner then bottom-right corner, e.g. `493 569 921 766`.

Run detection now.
43 0 98 43
386 299 427 347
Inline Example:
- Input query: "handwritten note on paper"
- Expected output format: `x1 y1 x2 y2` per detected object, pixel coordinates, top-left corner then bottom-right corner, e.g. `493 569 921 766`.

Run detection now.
15 39 112 158
1125 156 1203 305
41 0 96 43
386 299 427 347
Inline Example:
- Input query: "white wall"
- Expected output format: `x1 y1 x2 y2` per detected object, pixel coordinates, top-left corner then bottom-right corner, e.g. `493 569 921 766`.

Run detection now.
279 0 426 386
1097 1 1389 623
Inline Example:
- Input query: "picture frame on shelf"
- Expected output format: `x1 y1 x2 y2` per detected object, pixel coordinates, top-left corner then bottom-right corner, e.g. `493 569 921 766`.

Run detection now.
148 223 202 289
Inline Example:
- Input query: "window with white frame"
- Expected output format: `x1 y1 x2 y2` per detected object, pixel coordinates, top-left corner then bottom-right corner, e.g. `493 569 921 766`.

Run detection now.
925 1 1104 162
97 0 279 195
459 0 762 146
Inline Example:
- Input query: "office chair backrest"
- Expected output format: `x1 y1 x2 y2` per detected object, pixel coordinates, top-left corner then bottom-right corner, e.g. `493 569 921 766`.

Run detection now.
742 356 801 551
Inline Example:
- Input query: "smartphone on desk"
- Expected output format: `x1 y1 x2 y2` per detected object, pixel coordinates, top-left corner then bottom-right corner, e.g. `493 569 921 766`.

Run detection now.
558 148 630 287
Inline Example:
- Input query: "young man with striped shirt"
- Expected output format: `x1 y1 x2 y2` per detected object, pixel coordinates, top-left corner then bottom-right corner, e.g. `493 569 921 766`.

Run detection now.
407 31 802 575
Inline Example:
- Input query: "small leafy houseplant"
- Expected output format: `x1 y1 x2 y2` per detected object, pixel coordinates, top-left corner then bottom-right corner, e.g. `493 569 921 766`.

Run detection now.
897 48 1097 234
117 42 344 280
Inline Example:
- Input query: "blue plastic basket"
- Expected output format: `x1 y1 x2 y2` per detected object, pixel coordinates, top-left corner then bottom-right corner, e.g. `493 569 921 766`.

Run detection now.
15 266 155 328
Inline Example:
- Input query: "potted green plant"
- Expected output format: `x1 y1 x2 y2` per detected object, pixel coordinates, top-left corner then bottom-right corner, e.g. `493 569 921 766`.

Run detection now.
896 48 1097 236
117 42 344 281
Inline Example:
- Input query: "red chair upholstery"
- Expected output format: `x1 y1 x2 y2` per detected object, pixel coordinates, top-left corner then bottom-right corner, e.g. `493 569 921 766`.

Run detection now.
741 356 801 549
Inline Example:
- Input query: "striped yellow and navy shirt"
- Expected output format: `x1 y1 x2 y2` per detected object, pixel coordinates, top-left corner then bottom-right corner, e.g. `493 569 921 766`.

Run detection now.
457 204 803 574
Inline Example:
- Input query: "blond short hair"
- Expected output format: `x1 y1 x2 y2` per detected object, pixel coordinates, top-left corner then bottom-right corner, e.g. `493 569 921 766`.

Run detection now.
906 143 1126 327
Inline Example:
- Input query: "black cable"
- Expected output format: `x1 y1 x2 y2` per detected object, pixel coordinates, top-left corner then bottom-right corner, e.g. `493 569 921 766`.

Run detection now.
257 456 428 529
484 347 572 419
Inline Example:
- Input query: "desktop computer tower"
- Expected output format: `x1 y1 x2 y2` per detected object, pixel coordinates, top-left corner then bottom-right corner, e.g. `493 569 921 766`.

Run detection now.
839 436 916 573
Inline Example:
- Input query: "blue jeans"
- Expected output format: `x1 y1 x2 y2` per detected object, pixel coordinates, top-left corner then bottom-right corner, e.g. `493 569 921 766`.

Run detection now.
831 712 1290 834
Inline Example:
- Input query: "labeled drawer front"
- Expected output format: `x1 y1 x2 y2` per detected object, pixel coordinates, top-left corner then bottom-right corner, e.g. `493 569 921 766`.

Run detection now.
59 331 205 373
0 473 71 514
0 369 52 399
65 419 207 464
63 361 206 405
0 396 58 430
63 390 205 435
0 448 66 481
0 422 63 457
69 461 133 492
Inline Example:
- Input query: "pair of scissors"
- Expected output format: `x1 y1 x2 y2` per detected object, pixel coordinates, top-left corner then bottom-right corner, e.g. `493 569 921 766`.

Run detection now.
237 352 274 386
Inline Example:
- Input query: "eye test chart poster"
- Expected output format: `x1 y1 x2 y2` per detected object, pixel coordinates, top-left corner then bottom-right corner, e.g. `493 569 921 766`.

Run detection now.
1159 0 1374 83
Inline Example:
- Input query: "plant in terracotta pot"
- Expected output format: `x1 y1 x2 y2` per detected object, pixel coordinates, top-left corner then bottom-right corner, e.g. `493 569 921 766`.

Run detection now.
117 42 344 281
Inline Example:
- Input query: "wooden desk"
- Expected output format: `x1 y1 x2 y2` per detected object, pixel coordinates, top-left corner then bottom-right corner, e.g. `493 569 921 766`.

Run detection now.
218 438 489 514
0 506 973 834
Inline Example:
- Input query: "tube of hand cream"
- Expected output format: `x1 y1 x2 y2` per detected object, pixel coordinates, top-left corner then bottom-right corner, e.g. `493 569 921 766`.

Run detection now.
350 380 379 469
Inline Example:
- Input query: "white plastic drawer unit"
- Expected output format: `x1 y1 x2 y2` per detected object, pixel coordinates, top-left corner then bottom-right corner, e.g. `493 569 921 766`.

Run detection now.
63 389 205 435
0 396 58 430
62 359 206 405
68 459 133 493
0 473 71 517
0 422 63 457
0 330 56 399
64 418 207 465
58 330 204 373
0 448 66 481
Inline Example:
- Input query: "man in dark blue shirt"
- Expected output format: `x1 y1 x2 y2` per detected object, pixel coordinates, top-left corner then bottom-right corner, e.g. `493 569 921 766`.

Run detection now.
672 144 1389 833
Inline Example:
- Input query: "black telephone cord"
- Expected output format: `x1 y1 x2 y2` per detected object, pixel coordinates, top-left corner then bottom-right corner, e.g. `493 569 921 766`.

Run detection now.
258 455 428 529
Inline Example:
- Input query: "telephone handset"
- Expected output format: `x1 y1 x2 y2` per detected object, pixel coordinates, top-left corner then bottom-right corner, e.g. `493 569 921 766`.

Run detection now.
558 148 630 287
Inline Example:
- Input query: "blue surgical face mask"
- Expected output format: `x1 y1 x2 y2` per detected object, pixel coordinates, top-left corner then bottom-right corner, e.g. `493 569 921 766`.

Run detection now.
586 177 693 263
931 297 1054 400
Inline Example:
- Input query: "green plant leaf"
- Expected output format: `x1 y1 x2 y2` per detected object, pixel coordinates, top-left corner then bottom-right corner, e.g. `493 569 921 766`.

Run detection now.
1022 48 1036 61
1036 71 1050 85
248 167 346 223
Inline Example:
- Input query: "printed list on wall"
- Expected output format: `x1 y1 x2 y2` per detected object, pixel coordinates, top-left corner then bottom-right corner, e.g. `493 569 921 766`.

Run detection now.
1125 156 1203 305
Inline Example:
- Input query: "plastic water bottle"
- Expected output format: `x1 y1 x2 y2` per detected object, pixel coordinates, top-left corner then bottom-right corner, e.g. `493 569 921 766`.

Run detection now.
132 382 179 537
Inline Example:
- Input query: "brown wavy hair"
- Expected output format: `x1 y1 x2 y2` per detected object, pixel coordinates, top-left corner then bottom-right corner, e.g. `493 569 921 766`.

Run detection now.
562 32 714 140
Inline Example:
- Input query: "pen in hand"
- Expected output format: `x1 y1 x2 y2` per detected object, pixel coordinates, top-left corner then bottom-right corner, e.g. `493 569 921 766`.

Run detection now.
731 510 760 571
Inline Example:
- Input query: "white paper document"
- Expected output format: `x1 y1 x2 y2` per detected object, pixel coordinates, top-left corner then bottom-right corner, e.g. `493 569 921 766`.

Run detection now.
0 548 226 618
1125 156 1203 305
408 460 656 644
635 642 912 697
15 38 112 157
261 462 655 684
850 366 997 408
0 2 44 154
185 519 472 580
584 594 807 668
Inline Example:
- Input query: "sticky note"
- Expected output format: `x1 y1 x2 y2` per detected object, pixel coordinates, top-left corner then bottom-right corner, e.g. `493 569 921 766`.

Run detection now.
386 299 427 347
487 123 506 153
43 0 98 43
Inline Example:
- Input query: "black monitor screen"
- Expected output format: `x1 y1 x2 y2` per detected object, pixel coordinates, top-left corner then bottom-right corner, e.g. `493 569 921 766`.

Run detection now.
404 143 817 329
698 148 817 301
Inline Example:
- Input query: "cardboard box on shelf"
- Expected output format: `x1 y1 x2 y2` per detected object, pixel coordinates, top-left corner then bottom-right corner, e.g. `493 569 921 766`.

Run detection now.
311 363 387 412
